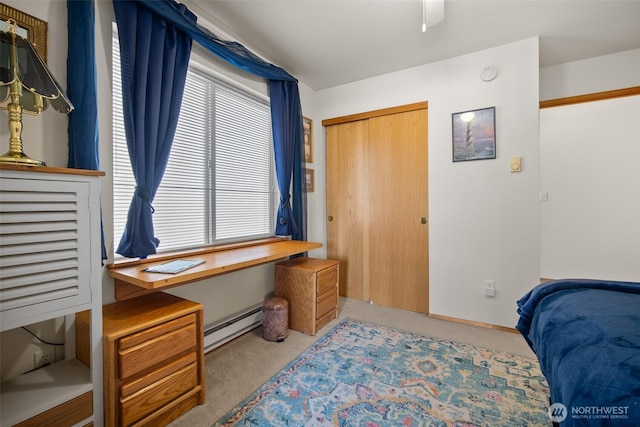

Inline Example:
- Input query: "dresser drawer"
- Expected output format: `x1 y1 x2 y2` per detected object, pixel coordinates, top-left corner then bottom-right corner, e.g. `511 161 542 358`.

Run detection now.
317 288 337 320
118 314 196 379
317 266 337 294
120 361 198 426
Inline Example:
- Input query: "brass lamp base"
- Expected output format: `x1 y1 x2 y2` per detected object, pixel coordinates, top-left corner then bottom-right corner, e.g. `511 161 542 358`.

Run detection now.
0 151 46 166
1 96 46 166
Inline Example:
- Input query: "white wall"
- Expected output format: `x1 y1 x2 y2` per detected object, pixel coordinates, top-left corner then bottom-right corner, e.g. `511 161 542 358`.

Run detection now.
540 49 640 100
540 96 640 281
298 81 327 260
539 51 640 282
317 38 541 328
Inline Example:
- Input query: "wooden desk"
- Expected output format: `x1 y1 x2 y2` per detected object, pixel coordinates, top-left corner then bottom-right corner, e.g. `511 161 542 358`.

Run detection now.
108 239 322 300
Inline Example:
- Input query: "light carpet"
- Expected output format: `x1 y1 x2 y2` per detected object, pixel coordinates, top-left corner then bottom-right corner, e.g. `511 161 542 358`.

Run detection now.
214 319 550 426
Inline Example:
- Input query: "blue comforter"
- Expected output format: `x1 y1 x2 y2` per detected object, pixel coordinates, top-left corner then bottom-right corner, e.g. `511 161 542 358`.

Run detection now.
516 279 640 426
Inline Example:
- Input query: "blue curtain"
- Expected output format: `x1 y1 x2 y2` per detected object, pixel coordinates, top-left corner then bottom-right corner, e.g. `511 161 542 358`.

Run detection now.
112 0 307 257
67 0 99 170
135 0 307 241
269 80 306 238
135 1 295 81
67 0 107 260
113 0 194 258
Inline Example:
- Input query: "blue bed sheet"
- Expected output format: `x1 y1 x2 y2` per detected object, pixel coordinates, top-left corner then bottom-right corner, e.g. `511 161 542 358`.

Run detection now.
516 279 640 426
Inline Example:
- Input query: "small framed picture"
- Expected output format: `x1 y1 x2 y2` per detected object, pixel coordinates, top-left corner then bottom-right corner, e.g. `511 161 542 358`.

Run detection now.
303 116 313 163
452 106 496 162
305 168 314 193
0 3 48 62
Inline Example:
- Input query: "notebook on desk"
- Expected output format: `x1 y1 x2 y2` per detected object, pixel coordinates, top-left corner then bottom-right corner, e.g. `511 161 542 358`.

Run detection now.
143 259 205 274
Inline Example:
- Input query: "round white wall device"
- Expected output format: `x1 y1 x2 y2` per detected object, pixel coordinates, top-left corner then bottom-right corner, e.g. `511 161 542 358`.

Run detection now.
480 65 498 82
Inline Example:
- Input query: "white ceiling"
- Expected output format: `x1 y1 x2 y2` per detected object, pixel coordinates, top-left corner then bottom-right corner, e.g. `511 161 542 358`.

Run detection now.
188 0 640 90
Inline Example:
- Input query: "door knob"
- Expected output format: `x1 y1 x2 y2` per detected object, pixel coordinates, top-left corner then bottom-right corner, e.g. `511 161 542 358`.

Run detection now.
421 217 428 224
328 216 334 221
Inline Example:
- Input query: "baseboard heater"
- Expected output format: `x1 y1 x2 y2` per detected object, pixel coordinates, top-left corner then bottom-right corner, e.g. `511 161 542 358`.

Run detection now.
203 303 264 352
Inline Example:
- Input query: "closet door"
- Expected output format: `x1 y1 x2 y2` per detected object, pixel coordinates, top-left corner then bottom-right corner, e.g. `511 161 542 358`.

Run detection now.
325 103 428 313
326 119 369 300
369 109 428 313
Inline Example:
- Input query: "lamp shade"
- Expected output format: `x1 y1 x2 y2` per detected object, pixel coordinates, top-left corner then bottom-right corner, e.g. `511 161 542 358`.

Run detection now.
0 22 73 114
0 18 73 166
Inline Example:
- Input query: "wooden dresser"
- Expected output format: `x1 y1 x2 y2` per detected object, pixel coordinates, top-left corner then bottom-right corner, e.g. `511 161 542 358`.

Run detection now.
274 257 339 335
98 292 204 426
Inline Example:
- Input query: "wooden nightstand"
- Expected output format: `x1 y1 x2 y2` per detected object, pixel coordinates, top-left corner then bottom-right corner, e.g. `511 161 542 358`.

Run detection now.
99 292 204 426
274 257 339 335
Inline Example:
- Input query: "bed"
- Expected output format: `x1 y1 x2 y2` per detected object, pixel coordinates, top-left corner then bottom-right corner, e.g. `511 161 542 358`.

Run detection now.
516 279 640 426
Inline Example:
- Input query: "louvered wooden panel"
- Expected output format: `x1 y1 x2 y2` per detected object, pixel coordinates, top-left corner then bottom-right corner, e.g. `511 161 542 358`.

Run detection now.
0 177 91 325
0 166 104 427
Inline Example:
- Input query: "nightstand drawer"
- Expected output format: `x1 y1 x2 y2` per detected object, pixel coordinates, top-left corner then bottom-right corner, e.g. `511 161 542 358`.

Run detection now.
118 315 197 379
317 288 337 319
121 353 197 398
120 361 198 426
317 267 338 294
316 309 335 333
119 313 195 350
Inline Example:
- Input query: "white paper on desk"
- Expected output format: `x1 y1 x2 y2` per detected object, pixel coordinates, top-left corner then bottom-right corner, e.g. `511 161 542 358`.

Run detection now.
143 259 205 274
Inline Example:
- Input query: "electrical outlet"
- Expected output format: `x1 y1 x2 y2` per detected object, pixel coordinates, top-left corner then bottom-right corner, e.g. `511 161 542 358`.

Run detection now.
33 349 55 369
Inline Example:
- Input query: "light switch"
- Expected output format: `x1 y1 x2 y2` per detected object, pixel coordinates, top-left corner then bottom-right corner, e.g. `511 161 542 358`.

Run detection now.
510 157 521 173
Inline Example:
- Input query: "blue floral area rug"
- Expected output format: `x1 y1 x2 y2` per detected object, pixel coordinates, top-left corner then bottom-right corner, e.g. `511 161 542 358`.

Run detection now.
214 319 550 426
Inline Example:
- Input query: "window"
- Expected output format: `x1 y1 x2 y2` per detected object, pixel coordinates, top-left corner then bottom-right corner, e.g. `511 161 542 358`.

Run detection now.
112 30 276 254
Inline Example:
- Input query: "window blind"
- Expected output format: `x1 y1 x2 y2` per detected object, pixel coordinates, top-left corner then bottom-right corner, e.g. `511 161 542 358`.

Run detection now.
112 29 275 254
